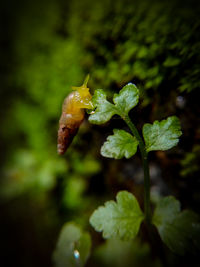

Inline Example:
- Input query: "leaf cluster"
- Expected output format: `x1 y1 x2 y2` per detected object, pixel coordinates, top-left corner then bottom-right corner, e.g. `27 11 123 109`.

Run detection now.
89 83 182 159
88 82 200 256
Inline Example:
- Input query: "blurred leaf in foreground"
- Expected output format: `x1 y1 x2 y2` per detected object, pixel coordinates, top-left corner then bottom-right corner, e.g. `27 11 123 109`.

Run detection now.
153 196 200 255
53 222 91 267
94 238 161 267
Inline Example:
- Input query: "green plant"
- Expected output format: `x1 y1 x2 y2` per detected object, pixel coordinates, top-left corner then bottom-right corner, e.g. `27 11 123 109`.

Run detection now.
53 83 200 266
88 83 200 253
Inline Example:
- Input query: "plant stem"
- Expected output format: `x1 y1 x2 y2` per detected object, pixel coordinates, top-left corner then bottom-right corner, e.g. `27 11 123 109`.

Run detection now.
124 115 151 224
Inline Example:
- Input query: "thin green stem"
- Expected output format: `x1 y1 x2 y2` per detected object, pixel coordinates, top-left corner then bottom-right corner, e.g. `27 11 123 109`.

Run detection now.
123 114 151 224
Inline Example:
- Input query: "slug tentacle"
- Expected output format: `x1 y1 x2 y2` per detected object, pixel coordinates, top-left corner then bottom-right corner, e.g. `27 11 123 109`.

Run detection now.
57 75 93 155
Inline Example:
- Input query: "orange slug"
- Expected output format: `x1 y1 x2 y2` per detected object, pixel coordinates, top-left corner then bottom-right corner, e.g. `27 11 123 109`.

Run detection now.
57 75 93 155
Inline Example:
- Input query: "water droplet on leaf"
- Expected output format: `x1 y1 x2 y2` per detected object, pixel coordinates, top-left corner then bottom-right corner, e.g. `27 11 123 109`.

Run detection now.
73 249 80 260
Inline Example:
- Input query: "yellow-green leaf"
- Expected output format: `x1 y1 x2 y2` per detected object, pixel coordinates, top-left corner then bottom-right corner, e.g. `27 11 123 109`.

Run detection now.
101 129 138 159
90 191 144 240
88 89 118 124
113 83 139 115
143 116 182 152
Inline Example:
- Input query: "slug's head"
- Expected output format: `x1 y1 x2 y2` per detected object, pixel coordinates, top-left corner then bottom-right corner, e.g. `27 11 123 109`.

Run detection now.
72 75 93 109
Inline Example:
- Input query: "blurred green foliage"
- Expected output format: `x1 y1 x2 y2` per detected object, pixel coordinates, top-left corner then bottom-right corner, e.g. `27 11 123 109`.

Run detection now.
68 0 200 95
93 238 162 267
53 222 91 267
180 145 200 177
0 0 200 266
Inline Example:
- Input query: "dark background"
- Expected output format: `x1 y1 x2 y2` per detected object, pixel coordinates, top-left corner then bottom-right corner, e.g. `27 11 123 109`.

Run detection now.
0 0 200 266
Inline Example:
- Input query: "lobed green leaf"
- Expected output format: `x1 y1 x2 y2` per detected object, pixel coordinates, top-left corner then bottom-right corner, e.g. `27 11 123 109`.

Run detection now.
101 129 139 159
53 222 91 267
89 84 139 125
153 196 200 255
88 89 118 124
113 83 139 115
142 116 182 152
89 191 144 240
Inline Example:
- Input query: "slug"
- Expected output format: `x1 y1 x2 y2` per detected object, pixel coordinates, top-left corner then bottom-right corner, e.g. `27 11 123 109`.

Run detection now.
57 75 93 155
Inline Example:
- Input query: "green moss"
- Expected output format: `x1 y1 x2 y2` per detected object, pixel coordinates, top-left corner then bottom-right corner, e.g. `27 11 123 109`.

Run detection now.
68 0 200 93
